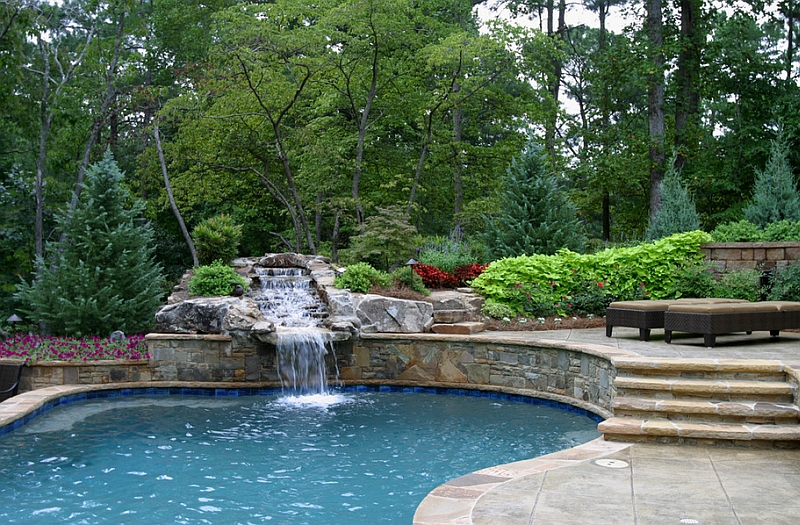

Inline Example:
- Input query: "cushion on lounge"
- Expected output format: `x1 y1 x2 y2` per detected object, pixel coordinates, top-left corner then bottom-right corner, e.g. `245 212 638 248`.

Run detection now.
608 300 675 310
666 303 739 314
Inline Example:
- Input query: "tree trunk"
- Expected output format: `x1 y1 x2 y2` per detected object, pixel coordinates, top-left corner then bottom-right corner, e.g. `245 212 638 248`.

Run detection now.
154 121 198 267
646 0 666 219
674 0 701 172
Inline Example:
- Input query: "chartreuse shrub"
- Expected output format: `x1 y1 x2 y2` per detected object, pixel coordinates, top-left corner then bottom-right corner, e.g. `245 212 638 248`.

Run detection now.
762 220 800 241
710 220 763 242
334 262 391 293
192 214 243 265
471 230 711 316
188 260 247 296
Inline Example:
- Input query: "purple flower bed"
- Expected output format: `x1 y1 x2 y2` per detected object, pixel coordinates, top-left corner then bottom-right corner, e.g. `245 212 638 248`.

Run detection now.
0 333 149 363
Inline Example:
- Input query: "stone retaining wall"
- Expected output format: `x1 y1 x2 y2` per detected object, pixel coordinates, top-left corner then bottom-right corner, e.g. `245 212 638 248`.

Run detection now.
701 242 800 272
12 333 616 417
346 335 615 415
19 360 151 392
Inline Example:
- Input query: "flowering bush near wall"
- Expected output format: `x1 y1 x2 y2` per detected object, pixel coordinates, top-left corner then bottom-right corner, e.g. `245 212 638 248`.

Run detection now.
471 231 711 316
0 333 148 363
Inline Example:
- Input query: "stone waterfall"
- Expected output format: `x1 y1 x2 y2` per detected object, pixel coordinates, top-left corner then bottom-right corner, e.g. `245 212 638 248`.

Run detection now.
250 267 338 395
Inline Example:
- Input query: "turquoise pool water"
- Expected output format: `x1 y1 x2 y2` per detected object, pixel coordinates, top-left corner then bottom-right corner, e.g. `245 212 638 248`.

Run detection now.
0 388 600 524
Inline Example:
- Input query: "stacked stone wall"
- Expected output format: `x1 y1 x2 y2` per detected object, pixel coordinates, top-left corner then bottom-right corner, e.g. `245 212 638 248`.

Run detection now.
701 242 800 272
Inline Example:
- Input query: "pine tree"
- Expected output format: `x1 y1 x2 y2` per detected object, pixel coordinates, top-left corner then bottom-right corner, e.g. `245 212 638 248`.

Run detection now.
482 142 586 258
744 130 800 227
15 152 164 336
646 154 700 240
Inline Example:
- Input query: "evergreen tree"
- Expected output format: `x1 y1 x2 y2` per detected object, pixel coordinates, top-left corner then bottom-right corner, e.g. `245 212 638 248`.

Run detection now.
15 152 164 336
646 154 701 240
744 130 800 227
482 142 586 258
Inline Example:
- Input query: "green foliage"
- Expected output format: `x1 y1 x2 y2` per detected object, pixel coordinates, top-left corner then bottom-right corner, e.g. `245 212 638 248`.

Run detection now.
666 262 718 299
188 260 247 296
744 130 800 227
390 266 429 296
418 230 479 274
348 206 419 272
334 262 391 294
767 263 800 301
646 156 701 240
192 214 243 265
14 152 164 337
710 220 764 242
762 220 800 241
481 301 515 319
482 142 586 258
471 231 711 313
712 268 763 302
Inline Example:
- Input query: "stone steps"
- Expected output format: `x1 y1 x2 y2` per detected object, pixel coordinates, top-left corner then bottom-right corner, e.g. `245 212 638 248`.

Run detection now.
600 358 800 446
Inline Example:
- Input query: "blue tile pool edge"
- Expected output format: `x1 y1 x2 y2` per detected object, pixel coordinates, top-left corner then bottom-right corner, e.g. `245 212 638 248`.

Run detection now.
0 384 603 435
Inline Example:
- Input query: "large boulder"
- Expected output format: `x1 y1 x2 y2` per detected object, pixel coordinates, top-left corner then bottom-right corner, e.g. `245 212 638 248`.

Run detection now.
353 294 434 333
155 296 269 335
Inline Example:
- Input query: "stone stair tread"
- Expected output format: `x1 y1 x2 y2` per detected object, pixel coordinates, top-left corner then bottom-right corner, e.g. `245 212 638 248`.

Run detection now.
614 376 793 395
613 357 786 374
612 398 800 418
598 417 800 441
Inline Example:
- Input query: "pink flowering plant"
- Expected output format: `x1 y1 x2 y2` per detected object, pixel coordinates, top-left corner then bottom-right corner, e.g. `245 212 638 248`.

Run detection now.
0 333 148 363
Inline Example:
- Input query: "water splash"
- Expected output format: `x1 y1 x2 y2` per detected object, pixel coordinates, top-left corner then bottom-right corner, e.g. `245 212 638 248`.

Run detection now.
252 267 335 396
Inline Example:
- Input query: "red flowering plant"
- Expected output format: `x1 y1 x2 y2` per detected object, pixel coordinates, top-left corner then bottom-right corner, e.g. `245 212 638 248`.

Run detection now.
453 263 488 287
412 263 458 289
0 333 149 363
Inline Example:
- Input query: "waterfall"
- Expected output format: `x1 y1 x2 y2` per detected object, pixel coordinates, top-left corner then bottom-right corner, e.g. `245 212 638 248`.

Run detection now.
252 267 334 395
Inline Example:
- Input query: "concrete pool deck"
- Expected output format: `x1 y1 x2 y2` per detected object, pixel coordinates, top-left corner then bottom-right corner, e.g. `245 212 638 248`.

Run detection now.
415 326 800 525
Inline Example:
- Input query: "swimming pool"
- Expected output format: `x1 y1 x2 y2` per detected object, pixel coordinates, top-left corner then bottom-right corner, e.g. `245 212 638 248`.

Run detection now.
0 387 600 524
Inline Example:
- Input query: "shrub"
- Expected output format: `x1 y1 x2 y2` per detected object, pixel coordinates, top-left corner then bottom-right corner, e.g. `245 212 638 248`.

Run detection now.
193 214 243 265
412 263 458 289
334 262 390 293
766 263 800 301
710 220 763 242
666 262 717 299
188 260 247 296
712 268 763 302
454 263 488 287
389 266 429 296
481 301 515 319
569 280 612 315
471 230 711 310
762 220 800 241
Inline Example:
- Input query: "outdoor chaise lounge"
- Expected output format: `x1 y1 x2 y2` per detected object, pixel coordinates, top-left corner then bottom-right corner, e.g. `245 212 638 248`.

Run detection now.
663 300 800 347
605 298 749 342
0 362 24 402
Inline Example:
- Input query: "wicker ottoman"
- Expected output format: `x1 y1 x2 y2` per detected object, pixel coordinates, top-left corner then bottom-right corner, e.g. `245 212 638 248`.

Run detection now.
664 301 800 347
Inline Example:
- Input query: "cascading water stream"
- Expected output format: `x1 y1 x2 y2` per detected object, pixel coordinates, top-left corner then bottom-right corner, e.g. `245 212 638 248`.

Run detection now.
251 267 336 396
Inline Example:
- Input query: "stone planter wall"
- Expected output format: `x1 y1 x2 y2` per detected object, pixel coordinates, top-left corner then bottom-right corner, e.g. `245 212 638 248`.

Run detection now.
18 360 151 392
701 242 800 272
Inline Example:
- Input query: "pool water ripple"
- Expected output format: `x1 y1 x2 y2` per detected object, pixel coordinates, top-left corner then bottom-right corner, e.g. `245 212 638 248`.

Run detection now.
0 391 599 524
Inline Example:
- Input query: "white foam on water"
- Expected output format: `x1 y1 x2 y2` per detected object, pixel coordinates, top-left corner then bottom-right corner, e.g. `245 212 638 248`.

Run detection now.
273 392 351 409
